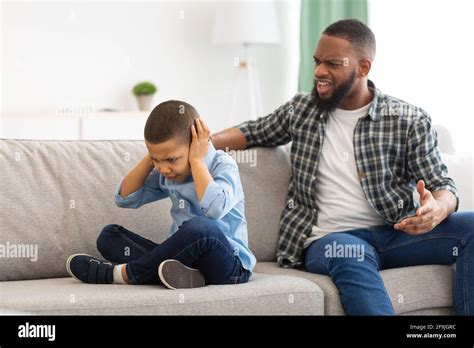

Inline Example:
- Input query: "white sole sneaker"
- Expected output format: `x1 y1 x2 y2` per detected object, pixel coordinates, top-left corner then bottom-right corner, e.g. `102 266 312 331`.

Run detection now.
158 259 205 290
66 254 114 284
66 254 93 282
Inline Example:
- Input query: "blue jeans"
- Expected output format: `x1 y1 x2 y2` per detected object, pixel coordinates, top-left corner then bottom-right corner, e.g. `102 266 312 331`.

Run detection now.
304 211 474 315
96 216 251 286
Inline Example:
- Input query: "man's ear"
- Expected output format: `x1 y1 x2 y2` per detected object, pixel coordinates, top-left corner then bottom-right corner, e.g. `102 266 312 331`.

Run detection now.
358 58 372 78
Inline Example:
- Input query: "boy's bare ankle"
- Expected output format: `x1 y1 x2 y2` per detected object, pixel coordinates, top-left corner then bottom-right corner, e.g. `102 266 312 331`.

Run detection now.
122 264 130 284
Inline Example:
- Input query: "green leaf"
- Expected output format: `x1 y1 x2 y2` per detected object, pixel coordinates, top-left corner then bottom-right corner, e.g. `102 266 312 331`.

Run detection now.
132 81 157 96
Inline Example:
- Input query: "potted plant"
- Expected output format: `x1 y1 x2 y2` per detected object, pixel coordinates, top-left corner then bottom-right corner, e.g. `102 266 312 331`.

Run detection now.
132 81 158 111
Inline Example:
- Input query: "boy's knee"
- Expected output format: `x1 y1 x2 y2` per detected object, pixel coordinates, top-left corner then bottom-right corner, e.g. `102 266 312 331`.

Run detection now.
96 224 120 253
179 216 221 239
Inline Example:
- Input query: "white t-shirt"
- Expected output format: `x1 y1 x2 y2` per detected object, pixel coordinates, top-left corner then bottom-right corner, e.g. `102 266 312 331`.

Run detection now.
304 102 386 248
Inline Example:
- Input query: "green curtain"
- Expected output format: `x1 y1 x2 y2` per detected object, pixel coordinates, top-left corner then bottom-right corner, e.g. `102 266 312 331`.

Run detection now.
298 0 368 92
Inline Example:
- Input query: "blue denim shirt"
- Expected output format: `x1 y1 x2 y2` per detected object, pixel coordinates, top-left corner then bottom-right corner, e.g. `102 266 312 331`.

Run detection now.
114 143 256 272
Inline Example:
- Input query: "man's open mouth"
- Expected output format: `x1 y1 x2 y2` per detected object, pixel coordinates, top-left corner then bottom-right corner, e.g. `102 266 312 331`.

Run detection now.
316 79 333 95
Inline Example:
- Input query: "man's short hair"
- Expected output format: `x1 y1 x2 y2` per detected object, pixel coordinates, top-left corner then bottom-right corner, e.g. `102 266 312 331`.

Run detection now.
323 19 376 60
144 100 200 145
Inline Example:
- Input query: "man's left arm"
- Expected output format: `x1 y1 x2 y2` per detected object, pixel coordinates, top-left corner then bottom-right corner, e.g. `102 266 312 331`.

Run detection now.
395 112 459 235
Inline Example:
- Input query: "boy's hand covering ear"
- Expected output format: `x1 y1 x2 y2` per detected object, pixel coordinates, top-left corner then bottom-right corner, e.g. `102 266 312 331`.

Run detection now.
189 118 211 164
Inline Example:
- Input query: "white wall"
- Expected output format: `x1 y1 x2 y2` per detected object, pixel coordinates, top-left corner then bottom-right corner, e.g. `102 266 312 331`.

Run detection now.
369 0 474 156
1 0 300 134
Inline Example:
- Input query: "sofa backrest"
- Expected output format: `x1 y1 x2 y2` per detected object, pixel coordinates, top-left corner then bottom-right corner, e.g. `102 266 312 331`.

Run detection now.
0 139 290 281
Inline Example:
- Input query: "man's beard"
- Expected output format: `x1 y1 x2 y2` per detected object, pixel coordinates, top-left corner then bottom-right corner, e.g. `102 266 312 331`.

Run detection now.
310 71 356 113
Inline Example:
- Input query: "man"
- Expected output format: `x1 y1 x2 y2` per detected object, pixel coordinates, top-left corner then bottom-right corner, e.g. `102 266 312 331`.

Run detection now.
212 19 473 315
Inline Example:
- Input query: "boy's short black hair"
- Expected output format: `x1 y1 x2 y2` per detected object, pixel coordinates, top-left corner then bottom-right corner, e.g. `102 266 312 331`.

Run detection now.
144 100 200 145
323 19 376 60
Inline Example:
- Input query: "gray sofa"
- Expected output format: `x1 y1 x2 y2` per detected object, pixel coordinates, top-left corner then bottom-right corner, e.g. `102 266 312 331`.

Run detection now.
1 133 471 315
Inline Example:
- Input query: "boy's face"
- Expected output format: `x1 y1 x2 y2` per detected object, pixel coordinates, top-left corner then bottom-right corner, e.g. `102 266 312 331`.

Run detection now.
145 139 191 182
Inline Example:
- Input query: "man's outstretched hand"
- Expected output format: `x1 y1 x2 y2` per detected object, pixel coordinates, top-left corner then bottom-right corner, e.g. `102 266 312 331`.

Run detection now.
394 180 449 235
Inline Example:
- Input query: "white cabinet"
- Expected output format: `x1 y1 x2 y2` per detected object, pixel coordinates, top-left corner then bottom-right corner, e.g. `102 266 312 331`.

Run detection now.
0 112 149 140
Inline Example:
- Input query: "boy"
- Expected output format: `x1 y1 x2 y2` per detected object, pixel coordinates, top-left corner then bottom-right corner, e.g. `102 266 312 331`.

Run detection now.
66 100 256 289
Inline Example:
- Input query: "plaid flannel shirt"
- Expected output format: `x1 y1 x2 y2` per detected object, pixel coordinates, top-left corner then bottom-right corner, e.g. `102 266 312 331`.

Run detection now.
237 81 459 268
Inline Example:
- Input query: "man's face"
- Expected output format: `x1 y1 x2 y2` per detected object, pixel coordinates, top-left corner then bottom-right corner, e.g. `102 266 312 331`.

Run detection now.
145 139 191 182
311 35 359 112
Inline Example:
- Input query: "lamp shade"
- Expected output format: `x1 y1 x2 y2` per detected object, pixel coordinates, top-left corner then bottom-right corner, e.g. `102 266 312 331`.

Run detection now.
212 1 280 45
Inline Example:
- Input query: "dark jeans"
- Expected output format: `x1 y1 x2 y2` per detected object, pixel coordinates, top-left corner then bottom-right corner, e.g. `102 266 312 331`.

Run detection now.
97 216 251 286
304 211 474 315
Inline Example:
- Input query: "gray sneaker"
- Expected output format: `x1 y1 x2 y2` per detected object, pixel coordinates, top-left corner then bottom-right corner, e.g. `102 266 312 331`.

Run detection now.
158 259 205 290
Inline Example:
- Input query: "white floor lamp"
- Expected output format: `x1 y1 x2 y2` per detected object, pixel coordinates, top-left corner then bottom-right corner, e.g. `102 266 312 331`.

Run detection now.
212 1 280 126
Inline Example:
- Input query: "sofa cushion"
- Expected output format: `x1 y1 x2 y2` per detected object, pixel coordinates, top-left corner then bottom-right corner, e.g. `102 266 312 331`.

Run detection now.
0 139 290 281
255 262 453 315
0 273 324 315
